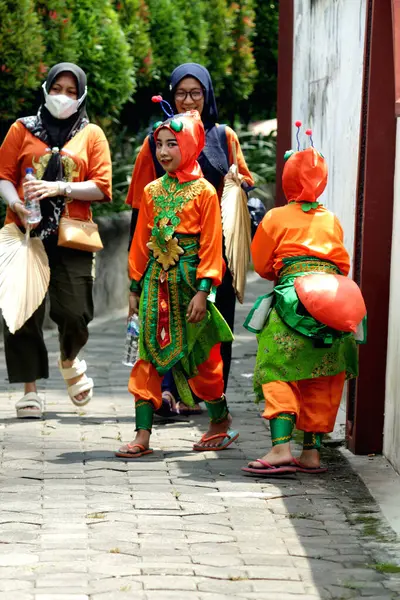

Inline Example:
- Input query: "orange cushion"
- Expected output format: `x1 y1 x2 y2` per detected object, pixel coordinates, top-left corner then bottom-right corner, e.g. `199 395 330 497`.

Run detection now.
294 273 366 333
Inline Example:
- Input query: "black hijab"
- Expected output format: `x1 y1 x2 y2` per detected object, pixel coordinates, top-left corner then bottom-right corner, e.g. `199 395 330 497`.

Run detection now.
19 62 89 238
168 63 229 187
170 63 218 129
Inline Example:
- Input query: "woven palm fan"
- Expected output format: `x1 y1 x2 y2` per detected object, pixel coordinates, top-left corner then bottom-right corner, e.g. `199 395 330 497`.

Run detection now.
0 223 50 334
221 144 251 303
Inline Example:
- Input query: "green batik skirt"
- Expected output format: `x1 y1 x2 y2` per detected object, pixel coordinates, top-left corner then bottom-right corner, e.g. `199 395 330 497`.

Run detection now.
253 257 359 403
138 235 233 380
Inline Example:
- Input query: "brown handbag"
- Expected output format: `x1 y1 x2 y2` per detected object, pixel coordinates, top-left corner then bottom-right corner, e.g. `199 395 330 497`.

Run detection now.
57 203 103 253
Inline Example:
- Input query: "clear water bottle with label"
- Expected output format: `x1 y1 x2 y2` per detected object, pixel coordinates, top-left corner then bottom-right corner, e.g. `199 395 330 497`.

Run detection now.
23 168 42 225
123 314 140 367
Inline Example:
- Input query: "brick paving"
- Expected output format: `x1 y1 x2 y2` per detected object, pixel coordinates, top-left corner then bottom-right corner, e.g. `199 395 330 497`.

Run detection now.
0 275 399 599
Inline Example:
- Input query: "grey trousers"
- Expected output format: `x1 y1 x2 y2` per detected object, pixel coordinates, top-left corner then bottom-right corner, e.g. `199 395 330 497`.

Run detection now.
3 236 94 384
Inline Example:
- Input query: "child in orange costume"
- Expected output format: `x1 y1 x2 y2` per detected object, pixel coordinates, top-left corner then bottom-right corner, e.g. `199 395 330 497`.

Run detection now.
242 131 358 476
116 109 238 458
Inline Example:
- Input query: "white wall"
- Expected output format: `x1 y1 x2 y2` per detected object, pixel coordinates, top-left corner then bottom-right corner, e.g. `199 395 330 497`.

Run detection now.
292 0 367 267
384 119 400 474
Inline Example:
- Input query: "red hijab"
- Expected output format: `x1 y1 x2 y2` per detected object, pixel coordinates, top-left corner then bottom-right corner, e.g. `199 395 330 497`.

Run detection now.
153 110 205 184
282 147 328 203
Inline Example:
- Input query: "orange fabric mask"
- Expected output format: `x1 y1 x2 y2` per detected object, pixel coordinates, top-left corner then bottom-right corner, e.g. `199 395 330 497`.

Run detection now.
154 110 205 184
282 147 328 203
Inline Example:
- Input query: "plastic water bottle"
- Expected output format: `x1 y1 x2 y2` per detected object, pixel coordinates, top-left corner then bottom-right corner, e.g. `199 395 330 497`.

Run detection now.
123 314 140 367
23 168 42 225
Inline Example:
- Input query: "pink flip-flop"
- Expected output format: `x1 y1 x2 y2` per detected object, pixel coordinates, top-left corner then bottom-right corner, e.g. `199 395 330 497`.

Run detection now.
241 459 297 476
292 457 328 474
115 443 153 459
193 430 239 452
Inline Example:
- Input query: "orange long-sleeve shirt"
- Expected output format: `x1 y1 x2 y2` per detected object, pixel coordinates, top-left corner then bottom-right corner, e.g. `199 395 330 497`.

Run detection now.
125 126 254 209
0 120 112 226
251 203 350 281
129 177 223 287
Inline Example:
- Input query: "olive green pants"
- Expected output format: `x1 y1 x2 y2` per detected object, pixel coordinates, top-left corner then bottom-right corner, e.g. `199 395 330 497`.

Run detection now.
3 236 94 384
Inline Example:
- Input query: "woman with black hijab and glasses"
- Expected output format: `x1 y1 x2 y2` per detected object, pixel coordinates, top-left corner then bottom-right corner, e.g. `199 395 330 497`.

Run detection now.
0 62 112 418
126 63 254 416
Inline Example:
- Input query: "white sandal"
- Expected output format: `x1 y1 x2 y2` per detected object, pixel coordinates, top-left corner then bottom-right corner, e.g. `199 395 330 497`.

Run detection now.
58 357 94 407
15 392 44 419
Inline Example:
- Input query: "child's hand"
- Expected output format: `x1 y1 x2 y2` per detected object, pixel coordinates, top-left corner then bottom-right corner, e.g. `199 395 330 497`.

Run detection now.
128 292 139 318
186 291 207 323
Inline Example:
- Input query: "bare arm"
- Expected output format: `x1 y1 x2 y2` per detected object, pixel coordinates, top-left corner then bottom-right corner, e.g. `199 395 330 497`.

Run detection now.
0 179 21 210
0 179 30 227
23 179 105 202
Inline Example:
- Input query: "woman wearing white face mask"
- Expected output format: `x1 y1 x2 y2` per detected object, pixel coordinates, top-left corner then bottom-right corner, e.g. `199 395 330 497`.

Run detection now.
0 62 112 418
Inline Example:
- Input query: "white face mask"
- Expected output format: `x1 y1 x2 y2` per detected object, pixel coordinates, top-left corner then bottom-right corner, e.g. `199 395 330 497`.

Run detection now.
42 82 87 120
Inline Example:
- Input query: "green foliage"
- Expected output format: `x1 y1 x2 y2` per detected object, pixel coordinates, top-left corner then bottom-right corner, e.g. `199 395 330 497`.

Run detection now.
372 562 400 574
92 127 145 217
35 0 79 73
223 0 257 121
147 0 190 87
0 0 280 220
175 0 209 64
0 200 6 226
0 0 45 119
70 0 135 120
113 0 154 88
237 129 276 186
204 0 233 97
148 0 190 86
250 1 279 119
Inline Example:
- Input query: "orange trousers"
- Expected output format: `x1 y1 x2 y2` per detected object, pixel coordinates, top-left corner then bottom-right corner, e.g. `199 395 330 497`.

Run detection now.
262 372 346 433
128 344 224 409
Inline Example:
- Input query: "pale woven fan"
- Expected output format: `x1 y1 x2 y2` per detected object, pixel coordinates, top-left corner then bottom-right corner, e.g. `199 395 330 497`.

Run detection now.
0 223 50 334
220 145 251 303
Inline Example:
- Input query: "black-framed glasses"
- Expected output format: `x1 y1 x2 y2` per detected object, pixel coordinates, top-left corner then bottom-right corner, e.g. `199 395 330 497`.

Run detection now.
174 89 204 102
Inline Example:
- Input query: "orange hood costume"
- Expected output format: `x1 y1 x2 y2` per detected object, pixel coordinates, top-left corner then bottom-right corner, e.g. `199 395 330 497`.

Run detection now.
127 108 233 434
251 143 350 280
242 126 361 477
153 109 205 184
282 146 327 204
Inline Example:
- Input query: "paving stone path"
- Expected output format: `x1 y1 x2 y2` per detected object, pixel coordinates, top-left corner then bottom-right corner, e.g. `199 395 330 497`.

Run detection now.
0 275 399 599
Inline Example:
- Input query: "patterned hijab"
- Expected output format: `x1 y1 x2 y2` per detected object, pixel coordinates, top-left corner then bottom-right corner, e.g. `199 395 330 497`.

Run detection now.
154 110 205 184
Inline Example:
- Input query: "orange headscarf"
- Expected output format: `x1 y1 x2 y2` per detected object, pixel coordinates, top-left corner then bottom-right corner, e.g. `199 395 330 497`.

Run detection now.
153 110 205 184
282 147 328 203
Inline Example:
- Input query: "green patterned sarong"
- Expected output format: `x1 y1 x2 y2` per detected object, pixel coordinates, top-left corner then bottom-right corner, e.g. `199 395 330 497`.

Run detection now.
253 256 358 403
139 235 233 381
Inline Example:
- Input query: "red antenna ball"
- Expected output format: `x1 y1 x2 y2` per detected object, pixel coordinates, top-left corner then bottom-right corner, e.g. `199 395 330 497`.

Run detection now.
295 120 302 127
151 95 163 103
305 129 312 136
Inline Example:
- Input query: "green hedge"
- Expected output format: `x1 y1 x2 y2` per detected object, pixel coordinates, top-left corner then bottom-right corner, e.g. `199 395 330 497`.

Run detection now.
71 0 135 120
0 0 44 119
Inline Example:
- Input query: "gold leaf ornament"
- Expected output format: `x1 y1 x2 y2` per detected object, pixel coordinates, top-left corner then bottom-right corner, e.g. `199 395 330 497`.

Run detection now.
147 236 184 270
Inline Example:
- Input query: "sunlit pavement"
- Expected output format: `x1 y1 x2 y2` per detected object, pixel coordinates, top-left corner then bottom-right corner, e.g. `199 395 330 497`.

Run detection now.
0 274 399 599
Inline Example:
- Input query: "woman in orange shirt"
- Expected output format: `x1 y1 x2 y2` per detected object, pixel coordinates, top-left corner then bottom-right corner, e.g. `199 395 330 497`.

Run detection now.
116 110 238 458
126 63 254 415
242 141 359 476
0 62 112 418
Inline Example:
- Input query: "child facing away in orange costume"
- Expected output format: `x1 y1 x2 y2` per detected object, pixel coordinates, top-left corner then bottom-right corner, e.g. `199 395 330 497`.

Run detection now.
242 126 364 476
116 108 239 458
